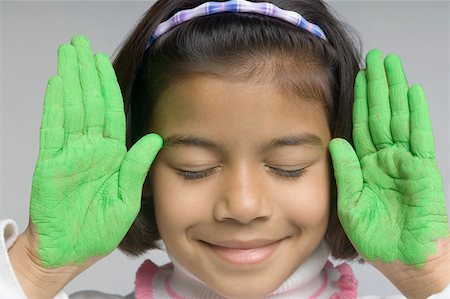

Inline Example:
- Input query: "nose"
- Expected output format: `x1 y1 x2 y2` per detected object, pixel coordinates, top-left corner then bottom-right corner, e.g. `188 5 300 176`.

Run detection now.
213 163 273 224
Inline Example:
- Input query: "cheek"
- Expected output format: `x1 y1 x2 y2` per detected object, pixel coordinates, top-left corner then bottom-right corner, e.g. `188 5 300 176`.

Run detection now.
150 164 215 237
281 157 330 228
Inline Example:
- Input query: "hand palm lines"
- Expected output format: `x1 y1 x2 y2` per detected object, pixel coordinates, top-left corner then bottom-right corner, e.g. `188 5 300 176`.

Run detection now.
31 35 163 267
358 149 435 237
40 136 124 176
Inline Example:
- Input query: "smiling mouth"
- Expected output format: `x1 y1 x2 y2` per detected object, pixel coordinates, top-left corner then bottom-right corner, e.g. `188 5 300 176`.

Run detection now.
201 239 284 265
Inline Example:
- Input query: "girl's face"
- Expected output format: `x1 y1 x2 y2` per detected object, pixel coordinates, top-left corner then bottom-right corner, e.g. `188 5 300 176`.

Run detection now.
146 74 332 298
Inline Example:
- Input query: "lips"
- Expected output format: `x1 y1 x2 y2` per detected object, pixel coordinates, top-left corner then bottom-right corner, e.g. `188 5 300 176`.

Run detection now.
201 239 284 265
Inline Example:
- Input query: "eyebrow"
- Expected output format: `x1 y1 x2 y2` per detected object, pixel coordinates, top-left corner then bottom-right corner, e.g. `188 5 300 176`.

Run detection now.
164 133 323 151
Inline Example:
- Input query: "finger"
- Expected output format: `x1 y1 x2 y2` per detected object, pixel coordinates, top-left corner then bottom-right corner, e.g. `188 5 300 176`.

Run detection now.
409 84 435 159
329 138 363 213
353 70 376 159
119 134 164 213
95 53 125 143
72 35 105 136
385 54 410 150
39 76 65 159
58 43 84 141
366 49 394 150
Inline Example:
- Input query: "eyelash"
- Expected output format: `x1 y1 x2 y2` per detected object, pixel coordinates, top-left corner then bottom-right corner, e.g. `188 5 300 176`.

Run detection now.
267 166 307 180
177 166 307 180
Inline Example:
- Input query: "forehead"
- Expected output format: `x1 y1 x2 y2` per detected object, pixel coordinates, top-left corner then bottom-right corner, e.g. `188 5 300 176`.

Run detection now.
151 74 331 144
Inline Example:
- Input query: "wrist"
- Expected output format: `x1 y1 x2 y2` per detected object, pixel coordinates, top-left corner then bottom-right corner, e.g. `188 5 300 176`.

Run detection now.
8 227 99 299
398 266 450 299
371 237 450 299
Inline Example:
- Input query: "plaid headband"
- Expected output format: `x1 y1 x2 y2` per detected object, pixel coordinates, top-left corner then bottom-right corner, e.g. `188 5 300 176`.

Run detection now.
145 0 328 50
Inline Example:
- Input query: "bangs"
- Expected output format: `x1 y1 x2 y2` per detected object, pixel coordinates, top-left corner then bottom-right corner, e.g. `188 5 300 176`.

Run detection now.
158 54 336 126
144 11 338 128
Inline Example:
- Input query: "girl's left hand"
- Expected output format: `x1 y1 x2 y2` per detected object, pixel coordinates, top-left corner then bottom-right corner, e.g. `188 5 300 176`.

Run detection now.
329 49 450 298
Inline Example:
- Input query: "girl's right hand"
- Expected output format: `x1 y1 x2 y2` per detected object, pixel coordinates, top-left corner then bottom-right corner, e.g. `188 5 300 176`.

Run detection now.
28 35 163 268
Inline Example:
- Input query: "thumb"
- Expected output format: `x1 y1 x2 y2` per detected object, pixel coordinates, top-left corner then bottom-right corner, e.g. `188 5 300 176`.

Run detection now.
329 138 363 214
119 133 163 211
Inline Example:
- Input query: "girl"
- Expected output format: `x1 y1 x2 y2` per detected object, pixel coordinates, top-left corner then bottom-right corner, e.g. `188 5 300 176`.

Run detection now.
2 0 450 298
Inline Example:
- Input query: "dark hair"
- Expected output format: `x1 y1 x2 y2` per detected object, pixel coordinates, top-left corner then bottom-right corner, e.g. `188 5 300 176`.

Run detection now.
112 0 363 261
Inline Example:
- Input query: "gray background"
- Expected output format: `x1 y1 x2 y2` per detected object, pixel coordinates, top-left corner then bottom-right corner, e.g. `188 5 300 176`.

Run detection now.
1 1 449 297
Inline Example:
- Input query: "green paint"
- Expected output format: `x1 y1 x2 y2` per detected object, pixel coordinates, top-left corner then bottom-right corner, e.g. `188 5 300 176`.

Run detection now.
329 49 449 268
30 35 163 268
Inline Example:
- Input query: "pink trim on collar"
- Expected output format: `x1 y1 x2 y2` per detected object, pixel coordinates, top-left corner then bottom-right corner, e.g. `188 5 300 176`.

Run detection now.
308 269 329 299
136 260 186 299
135 259 358 298
326 261 358 299
164 275 185 299
135 260 159 299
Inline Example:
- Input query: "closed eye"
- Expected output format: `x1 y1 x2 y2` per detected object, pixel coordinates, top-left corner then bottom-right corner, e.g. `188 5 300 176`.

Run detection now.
265 166 307 180
176 166 307 180
176 167 219 180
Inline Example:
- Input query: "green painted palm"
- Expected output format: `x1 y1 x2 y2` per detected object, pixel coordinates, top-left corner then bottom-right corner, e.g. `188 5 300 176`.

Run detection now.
30 35 163 268
329 49 449 268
